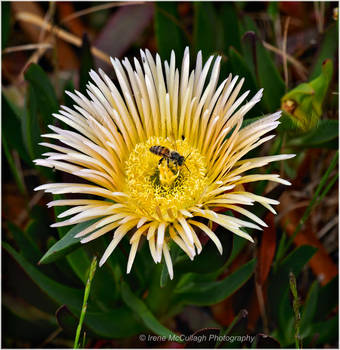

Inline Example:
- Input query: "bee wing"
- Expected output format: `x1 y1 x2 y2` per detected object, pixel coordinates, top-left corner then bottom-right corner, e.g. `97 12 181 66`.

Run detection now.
167 131 177 151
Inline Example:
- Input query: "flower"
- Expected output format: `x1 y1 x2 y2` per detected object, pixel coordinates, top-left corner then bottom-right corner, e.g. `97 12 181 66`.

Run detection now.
34 48 294 279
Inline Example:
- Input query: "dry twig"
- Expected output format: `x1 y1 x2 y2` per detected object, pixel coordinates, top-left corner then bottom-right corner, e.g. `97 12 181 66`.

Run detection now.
19 3 57 80
15 11 111 64
262 41 308 80
282 17 291 89
61 1 146 23
2 43 52 54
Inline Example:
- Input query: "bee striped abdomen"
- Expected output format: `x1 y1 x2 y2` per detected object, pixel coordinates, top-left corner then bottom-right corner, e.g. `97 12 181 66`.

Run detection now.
150 146 170 157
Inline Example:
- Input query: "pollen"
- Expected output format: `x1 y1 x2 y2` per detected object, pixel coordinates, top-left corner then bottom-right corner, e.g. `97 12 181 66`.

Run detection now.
124 136 208 221
158 161 180 186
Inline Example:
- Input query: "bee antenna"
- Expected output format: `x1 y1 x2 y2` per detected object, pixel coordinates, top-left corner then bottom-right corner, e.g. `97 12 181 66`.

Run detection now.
184 153 191 161
184 163 190 173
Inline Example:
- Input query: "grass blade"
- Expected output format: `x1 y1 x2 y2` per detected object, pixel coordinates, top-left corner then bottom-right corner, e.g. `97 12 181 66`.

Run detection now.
74 256 97 349
282 151 338 255
289 272 302 348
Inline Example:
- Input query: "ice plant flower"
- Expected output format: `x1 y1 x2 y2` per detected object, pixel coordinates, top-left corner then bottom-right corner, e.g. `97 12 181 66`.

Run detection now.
34 48 294 279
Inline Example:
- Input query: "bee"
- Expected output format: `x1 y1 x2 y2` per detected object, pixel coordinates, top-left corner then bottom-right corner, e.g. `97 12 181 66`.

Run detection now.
150 146 189 173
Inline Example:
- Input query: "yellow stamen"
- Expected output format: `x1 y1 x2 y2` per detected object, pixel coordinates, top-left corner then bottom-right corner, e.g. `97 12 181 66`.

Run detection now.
124 136 208 221
158 161 179 186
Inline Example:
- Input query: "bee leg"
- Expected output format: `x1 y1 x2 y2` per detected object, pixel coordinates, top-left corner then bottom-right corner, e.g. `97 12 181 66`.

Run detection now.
169 163 178 175
159 157 164 165
167 158 176 174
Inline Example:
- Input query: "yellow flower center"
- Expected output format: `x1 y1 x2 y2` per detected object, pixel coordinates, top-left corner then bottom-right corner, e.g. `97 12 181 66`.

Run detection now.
124 136 208 221
158 161 180 186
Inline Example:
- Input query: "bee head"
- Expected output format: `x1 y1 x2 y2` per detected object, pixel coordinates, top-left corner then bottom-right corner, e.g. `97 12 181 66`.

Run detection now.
178 155 185 166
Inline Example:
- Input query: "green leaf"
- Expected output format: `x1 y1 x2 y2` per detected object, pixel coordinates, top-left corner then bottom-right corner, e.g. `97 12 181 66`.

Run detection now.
240 115 265 128
51 197 121 304
277 288 294 346
160 262 170 288
268 245 317 321
228 47 257 93
28 206 51 241
225 234 247 268
309 315 338 346
4 242 83 310
310 22 338 79
2 91 30 166
4 242 142 338
121 281 179 339
52 194 72 237
56 305 78 336
1 2 11 49
92 308 144 340
51 195 92 283
144 264 179 318
220 3 242 53
81 237 121 309
22 86 54 177
7 222 41 263
194 3 222 59
85 307 144 339
43 235 82 284
3 293 56 325
22 85 41 160
160 243 182 288
68 249 92 284
281 59 333 132
314 276 338 322
3 299 56 343
300 281 320 337
2 134 27 195
63 79 76 109
154 3 186 60
175 259 255 306
23 214 74 282
242 17 285 111
79 34 95 94
228 47 263 117
267 2 279 21
277 273 321 346
39 220 98 264
240 29 256 79
24 63 58 125
255 41 285 111
288 119 338 148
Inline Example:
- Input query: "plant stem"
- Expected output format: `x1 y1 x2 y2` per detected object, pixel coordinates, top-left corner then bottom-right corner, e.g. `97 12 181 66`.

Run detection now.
289 272 302 349
316 173 338 206
81 332 87 349
74 256 97 349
